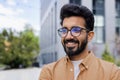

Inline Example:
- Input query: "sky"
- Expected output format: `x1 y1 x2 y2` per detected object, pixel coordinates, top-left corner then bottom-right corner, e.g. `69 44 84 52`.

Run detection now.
0 0 40 34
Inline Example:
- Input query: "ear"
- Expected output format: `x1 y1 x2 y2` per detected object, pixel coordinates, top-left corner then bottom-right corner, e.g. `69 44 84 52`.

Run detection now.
87 31 94 42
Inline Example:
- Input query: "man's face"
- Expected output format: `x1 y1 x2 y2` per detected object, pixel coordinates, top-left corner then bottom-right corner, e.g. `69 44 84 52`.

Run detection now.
61 16 88 58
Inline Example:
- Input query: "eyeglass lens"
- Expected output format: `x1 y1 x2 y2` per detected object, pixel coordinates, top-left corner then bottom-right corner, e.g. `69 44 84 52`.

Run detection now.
58 26 82 37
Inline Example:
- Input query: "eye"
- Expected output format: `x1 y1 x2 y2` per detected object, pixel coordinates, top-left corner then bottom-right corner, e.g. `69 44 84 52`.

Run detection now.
61 28 67 33
58 28 67 37
72 27 81 33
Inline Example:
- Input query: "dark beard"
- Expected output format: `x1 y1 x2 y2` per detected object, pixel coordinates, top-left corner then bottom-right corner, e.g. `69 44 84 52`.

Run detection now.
63 36 88 59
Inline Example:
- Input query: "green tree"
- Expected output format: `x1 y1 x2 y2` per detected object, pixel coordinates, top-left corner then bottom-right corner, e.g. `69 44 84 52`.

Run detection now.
102 44 115 63
0 27 40 69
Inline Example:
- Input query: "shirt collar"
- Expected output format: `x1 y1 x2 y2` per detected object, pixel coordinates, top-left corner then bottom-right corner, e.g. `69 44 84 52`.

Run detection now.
81 51 95 69
64 51 95 69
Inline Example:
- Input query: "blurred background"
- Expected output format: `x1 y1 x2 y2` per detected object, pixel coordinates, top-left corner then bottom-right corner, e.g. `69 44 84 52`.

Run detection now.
0 0 120 80
0 0 41 80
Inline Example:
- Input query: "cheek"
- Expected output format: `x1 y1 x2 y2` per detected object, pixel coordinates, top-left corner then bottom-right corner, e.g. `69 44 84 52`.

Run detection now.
77 37 85 46
79 35 88 45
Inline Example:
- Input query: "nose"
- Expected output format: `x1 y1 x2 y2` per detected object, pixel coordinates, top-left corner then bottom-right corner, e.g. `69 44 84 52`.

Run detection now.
65 31 74 39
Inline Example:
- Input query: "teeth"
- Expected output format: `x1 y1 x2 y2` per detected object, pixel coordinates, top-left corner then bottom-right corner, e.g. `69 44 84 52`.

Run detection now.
67 42 74 44
67 42 76 44
66 42 76 47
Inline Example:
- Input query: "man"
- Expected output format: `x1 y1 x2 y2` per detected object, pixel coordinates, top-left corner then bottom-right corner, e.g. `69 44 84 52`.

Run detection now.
39 4 120 80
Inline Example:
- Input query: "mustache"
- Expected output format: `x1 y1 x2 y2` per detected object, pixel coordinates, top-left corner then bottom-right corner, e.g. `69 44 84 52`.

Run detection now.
64 39 79 44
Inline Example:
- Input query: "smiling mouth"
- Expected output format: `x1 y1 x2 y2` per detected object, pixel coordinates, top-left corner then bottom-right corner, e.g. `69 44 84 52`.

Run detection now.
66 42 77 47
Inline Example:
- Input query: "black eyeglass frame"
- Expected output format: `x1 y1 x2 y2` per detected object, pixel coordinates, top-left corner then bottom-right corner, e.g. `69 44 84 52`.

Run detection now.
58 26 89 37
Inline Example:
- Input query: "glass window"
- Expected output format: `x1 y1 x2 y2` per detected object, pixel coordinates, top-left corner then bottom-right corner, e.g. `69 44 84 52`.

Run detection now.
115 0 120 36
92 0 105 43
116 27 120 36
94 15 104 27
93 27 104 43
69 0 81 5
116 0 120 17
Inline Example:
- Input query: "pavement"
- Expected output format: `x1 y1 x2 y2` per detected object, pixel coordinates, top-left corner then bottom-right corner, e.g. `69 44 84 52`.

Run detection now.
0 68 41 80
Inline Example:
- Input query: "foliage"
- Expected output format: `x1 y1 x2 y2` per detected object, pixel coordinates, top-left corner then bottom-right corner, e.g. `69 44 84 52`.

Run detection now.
116 60 120 66
0 27 40 69
114 35 120 66
102 44 115 63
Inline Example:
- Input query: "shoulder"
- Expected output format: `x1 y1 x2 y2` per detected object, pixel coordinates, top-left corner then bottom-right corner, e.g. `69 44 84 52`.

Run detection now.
42 56 66 70
41 57 66 74
97 58 117 69
39 57 66 79
96 58 120 78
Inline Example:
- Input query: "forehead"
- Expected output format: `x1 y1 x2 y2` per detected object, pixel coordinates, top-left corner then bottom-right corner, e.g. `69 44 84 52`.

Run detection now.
62 16 86 29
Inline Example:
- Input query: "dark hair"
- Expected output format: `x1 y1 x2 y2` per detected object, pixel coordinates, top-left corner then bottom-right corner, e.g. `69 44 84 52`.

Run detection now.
60 4 94 31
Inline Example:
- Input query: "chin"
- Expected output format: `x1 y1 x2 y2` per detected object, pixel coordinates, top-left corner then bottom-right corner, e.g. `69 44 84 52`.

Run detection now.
66 48 78 56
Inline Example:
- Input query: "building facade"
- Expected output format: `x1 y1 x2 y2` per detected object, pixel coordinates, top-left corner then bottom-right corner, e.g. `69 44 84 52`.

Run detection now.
39 0 120 66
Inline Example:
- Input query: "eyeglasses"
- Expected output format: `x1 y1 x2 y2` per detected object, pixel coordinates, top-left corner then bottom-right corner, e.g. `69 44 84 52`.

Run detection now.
58 26 89 37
